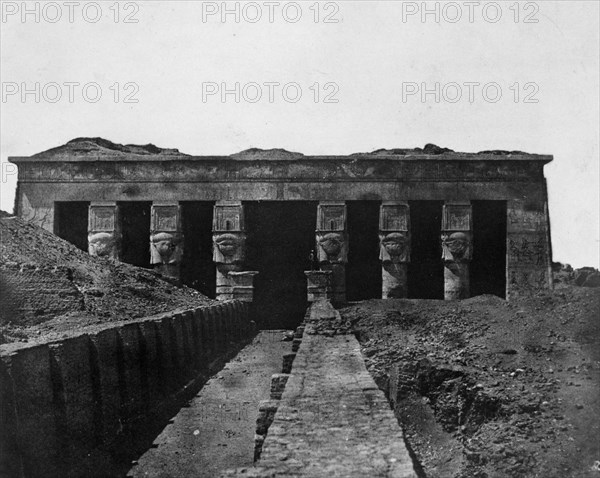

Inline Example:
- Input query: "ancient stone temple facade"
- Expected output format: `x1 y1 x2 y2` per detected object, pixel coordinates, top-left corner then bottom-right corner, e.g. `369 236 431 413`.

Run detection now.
9 138 554 324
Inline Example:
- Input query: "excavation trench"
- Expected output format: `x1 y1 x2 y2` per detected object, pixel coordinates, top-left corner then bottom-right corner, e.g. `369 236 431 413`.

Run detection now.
127 330 292 478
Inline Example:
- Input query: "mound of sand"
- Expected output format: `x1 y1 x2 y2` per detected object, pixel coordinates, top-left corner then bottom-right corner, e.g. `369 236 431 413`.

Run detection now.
0 211 213 343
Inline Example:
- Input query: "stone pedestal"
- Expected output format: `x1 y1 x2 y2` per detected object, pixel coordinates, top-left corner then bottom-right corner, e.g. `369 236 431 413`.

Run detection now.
229 271 259 302
213 201 247 301
216 265 240 301
441 203 472 300
304 270 332 302
88 202 121 260
379 202 411 299
319 264 346 304
150 203 183 282
315 202 348 304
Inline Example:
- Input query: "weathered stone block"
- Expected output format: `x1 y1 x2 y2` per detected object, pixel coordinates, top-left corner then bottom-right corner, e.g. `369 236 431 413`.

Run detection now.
90 328 121 441
49 335 96 451
281 353 296 374
117 323 144 418
3 344 60 477
270 373 291 400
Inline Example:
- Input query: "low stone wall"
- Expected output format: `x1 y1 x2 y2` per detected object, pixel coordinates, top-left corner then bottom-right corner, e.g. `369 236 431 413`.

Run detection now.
0 301 254 478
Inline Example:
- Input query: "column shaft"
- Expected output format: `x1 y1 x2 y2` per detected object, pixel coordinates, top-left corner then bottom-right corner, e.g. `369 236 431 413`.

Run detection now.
441 202 472 300
213 201 249 301
315 202 348 304
379 202 411 299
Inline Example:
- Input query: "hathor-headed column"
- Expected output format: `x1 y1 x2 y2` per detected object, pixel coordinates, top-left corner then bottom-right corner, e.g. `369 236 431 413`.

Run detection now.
213 201 257 301
441 202 473 300
379 202 411 298
88 202 121 260
316 202 348 304
150 203 183 282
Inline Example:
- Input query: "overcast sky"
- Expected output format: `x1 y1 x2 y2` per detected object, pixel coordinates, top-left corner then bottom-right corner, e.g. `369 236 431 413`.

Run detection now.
1 1 598 268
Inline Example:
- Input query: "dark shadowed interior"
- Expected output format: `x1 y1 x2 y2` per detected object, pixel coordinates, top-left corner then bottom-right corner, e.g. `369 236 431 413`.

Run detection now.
181 202 216 298
346 201 382 301
54 201 89 252
120 202 152 268
245 201 317 330
408 201 445 299
471 201 507 298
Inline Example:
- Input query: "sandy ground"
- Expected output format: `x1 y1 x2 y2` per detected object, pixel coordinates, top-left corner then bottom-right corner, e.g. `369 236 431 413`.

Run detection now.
128 330 291 478
0 212 212 344
338 285 599 478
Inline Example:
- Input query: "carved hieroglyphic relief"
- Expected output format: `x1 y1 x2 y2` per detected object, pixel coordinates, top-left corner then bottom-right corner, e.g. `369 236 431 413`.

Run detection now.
442 203 472 232
508 235 547 266
19 193 54 231
317 203 346 232
88 203 120 259
150 204 182 265
506 201 551 295
213 203 245 232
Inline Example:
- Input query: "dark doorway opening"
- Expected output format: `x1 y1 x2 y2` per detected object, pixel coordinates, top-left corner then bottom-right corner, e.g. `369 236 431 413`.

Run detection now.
346 201 382 301
55 202 89 252
471 201 507 298
408 201 444 299
245 201 317 330
119 202 152 268
181 202 216 299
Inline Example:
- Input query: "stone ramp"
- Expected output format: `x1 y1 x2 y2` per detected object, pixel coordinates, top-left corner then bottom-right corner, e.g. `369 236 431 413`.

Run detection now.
127 330 292 478
224 302 418 477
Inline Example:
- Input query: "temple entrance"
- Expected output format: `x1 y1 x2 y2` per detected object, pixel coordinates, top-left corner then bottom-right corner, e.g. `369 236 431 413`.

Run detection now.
120 202 152 268
54 201 89 252
245 201 317 330
408 201 444 299
471 201 507 298
346 201 382 301
181 202 216 298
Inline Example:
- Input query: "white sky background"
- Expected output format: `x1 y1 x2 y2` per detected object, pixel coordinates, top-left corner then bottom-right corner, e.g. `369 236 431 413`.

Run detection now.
0 0 598 268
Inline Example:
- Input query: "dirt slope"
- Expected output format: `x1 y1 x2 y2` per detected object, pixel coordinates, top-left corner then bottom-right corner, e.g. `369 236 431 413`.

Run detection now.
338 286 599 478
0 211 213 344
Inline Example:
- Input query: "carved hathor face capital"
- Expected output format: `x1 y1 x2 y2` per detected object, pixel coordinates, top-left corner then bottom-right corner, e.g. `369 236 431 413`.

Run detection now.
317 232 347 263
214 233 241 257
150 232 182 265
88 232 118 258
380 232 410 263
213 232 245 264
441 232 472 263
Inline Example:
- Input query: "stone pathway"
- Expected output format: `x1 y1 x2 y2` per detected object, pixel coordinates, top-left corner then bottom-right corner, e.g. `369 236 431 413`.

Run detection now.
223 301 417 477
128 330 291 478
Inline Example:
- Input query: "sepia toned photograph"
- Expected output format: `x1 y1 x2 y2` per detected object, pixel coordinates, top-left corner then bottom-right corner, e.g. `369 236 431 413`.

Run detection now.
1 1 598 477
